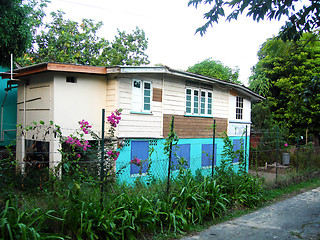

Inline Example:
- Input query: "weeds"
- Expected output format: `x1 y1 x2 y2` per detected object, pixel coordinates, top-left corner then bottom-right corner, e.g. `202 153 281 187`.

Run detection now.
1 126 319 239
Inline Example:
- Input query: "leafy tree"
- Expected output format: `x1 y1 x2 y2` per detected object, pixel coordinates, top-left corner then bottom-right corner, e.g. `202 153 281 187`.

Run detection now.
187 58 240 83
0 0 47 66
249 33 320 138
104 27 150 66
18 11 150 67
188 0 320 41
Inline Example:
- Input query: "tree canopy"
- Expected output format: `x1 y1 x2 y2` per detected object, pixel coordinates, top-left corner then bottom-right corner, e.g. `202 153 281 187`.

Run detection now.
187 58 240 83
188 0 320 41
249 33 320 137
0 0 47 67
18 11 150 67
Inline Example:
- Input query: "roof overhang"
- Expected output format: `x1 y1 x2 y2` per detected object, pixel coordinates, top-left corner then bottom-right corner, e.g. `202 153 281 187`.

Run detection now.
106 65 265 102
0 62 107 79
1 63 264 102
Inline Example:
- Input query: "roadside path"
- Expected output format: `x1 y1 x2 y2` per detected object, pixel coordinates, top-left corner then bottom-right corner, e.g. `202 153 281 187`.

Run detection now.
181 187 320 240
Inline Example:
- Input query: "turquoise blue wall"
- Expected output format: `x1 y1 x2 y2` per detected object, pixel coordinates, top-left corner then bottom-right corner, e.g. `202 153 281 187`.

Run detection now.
0 66 17 147
116 136 249 185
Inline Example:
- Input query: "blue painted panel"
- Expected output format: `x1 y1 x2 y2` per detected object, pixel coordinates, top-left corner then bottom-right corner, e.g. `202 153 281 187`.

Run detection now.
130 141 149 174
0 66 17 146
201 143 217 167
115 136 250 185
233 139 242 163
171 144 190 170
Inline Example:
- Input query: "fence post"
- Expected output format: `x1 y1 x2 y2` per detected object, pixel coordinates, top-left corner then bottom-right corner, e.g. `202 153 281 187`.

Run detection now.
166 116 174 196
100 109 105 207
245 125 248 172
212 119 216 179
276 126 279 182
296 133 299 172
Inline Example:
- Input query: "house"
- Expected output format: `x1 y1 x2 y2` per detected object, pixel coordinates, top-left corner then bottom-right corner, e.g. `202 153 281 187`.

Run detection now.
0 65 17 148
1 63 263 182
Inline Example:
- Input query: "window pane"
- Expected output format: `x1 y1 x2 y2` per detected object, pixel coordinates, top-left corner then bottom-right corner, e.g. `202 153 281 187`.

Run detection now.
201 91 206 114
194 90 199 114
144 90 150 96
186 88 192 114
143 82 152 111
236 96 243 119
207 91 212 115
134 80 141 88
144 82 151 89
144 97 150 103
144 104 150 111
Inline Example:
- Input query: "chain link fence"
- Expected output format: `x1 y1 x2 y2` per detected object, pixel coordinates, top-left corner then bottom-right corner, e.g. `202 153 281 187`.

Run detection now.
1 123 320 195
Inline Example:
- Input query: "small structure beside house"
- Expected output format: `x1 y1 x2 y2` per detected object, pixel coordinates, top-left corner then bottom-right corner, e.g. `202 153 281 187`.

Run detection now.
1 63 263 183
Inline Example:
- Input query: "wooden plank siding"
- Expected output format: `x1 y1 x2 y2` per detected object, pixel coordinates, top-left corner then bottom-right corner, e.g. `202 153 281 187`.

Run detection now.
212 87 229 119
163 114 228 139
106 78 118 115
153 88 162 102
163 77 185 115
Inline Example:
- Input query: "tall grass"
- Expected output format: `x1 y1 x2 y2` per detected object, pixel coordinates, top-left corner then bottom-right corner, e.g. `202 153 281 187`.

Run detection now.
1 166 265 239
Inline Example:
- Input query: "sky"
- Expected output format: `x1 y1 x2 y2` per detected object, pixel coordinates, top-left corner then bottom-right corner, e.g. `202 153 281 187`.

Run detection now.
45 0 287 85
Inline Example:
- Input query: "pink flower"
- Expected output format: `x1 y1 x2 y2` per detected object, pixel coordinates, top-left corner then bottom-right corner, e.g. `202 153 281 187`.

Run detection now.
79 119 92 134
130 157 142 166
284 143 288 147
107 150 120 161
76 154 81 159
107 109 122 127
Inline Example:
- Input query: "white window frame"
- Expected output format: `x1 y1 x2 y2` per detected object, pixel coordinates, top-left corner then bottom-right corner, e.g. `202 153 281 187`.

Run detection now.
132 79 152 113
236 96 243 120
185 87 213 116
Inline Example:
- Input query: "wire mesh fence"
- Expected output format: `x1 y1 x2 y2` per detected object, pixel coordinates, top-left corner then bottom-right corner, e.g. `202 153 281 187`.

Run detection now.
249 129 320 184
1 120 320 196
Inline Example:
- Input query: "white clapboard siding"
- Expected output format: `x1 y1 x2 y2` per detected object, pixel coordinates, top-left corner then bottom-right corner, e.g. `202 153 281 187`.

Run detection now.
243 98 251 122
117 77 163 138
212 87 229 119
106 78 118 115
163 77 185 115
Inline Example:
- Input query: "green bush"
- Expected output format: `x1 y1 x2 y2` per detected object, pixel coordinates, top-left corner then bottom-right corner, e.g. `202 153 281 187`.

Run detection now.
0 196 64 240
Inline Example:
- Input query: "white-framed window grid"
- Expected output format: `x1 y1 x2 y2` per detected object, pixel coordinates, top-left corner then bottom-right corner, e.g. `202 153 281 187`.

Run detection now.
185 87 213 116
236 96 243 120
132 79 152 112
